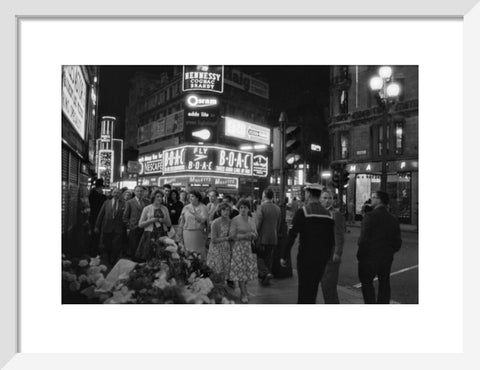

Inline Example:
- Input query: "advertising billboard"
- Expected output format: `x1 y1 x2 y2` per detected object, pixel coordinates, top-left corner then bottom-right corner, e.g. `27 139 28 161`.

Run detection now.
97 149 113 186
224 68 269 99
62 66 87 139
162 145 253 176
183 65 224 93
138 110 184 145
253 154 269 177
224 117 271 145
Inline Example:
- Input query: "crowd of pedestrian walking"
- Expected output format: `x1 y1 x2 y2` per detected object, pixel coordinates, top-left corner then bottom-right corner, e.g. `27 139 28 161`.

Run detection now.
88 179 402 304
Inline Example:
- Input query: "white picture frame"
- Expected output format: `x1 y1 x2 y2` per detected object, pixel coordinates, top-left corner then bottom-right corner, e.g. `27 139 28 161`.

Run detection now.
2 0 479 368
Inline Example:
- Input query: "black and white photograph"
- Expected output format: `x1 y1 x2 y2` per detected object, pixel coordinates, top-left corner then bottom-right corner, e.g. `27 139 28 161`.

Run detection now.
61 65 419 305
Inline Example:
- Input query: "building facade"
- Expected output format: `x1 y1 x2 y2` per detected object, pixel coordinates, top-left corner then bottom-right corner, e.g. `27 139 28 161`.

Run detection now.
123 66 271 196
329 65 418 224
61 65 99 255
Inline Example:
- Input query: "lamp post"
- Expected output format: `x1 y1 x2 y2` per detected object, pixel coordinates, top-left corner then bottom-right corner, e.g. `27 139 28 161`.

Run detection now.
369 66 401 192
278 112 288 223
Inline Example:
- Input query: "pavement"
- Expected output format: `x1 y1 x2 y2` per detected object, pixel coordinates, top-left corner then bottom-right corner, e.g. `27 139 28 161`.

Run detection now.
227 269 369 304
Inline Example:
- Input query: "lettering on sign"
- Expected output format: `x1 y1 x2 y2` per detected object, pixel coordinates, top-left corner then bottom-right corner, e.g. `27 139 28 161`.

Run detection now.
183 66 224 93
253 155 268 177
62 66 87 139
162 145 253 176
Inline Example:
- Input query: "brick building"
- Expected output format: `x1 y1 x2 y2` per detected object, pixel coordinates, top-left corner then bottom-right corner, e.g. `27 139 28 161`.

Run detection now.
329 66 418 224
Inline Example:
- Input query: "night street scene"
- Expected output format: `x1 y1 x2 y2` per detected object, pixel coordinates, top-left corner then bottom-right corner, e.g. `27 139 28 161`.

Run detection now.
62 65 418 304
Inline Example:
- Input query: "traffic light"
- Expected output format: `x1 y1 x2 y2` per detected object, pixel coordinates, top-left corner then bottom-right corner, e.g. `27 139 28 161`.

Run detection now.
332 169 341 188
342 170 350 188
285 125 301 166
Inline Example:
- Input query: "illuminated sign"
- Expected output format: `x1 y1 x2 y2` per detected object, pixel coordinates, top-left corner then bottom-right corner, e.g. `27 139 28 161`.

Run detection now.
159 175 239 189
224 117 271 145
186 95 218 107
191 129 212 141
163 145 253 176
310 144 322 152
253 155 268 177
62 66 87 139
97 149 113 186
183 65 224 93
138 152 163 175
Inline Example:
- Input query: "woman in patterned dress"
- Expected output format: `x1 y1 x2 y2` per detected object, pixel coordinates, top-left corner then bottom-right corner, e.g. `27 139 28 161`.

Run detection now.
179 191 209 259
207 203 232 282
228 199 258 303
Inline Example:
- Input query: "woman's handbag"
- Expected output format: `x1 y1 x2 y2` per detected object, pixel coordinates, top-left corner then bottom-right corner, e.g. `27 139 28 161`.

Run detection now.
251 240 264 255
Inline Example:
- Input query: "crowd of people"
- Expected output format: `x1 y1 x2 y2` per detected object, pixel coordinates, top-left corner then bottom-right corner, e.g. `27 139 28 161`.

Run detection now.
88 178 403 304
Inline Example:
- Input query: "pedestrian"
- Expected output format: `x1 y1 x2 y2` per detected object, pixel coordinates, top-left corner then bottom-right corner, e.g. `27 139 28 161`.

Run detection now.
88 178 107 256
206 189 220 222
228 199 258 303
357 190 402 304
255 188 281 286
179 190 209 259
179 190 189 205
136 190 172 261
122 185 146 259
212 195 239 221
94 187 126 266
142 186 152 205
163 183 172 204
122 189 133 202
166 188 184 238
281 183 335 304
207 202 233 283
319 189 346 304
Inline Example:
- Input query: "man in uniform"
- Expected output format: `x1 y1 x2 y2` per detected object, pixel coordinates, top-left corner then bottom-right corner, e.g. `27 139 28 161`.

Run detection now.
319 189 346 303
281 183 335 304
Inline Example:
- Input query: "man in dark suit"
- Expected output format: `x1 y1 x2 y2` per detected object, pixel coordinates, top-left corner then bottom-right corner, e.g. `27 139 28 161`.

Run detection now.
88 178 107 256
122 185 146 259
281 183 335 304
319 189 346 304
95 187 125 266
256 188 281 286
357 190 402 304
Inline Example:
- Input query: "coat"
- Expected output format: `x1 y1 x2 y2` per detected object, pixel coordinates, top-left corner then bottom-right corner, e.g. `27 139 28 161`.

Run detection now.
123 197 145 230
95 198 126 234
256 200 281 245
357 205 402 261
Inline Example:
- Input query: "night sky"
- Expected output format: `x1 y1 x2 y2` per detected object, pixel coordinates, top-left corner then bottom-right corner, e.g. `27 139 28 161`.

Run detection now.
97 65 331 139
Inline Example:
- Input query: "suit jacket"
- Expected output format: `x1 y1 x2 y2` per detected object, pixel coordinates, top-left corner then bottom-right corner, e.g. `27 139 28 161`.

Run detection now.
329 208 346 257
256 200 281 245
123 197 145 230
95 198 126 233
357 205 402 261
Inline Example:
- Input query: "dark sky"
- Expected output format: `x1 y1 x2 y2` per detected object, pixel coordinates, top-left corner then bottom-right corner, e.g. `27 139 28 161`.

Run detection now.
97 65 330 136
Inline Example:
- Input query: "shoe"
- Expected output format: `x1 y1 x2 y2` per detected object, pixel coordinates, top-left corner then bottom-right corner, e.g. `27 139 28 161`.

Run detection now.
241 296 249 303
261 273 273 286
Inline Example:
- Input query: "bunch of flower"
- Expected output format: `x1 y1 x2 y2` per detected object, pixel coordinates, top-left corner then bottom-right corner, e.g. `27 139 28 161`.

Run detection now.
62 254 109 303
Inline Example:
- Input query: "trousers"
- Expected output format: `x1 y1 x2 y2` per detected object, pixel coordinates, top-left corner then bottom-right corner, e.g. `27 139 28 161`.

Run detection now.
358 257 394 304
321 260 341 304
256 244 275 279
297 259 329 304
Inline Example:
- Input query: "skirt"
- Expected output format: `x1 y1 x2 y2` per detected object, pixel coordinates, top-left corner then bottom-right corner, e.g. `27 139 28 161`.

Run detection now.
183 230 207 259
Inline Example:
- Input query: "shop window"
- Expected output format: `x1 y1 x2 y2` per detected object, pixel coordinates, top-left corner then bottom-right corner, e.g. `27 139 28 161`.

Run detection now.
340 131 349 159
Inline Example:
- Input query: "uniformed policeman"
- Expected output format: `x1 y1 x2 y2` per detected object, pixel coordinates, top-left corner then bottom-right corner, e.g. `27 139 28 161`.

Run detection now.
280 183 335 304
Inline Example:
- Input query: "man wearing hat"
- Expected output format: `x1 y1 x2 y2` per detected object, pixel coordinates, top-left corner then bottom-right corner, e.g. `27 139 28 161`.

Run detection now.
281 183 335 304
88 178 107 256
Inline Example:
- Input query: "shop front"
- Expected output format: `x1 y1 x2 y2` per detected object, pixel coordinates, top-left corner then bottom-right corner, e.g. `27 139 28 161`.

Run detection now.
137 144 269 197
348 160 418 224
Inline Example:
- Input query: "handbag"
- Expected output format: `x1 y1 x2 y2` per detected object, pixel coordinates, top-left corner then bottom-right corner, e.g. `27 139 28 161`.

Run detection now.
251 240 264 255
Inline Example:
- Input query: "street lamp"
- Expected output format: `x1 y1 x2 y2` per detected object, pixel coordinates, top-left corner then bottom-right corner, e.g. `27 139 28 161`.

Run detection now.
369 66 401 192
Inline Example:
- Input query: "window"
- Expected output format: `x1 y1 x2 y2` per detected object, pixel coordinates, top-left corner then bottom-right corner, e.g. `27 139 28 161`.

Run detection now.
377 124 391 156
395 122 404 154
340 131 349 159
339 89 348 114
